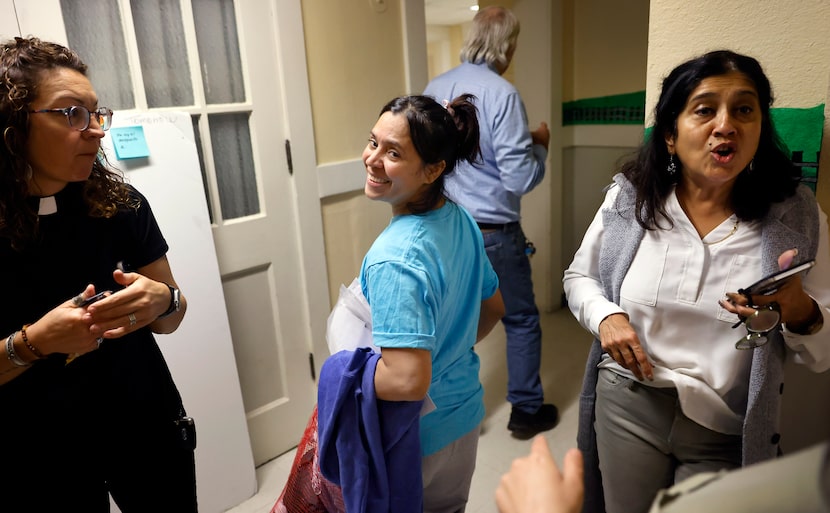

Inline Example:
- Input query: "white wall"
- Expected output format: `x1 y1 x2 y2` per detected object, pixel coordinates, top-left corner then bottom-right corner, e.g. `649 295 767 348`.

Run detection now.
0 0 17 37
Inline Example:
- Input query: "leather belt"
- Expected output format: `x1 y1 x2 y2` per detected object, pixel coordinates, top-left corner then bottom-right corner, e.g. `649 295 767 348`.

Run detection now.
476 221 519 231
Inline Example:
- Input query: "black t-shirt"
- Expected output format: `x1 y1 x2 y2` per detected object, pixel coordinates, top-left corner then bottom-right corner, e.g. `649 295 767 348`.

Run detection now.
0 181 184 453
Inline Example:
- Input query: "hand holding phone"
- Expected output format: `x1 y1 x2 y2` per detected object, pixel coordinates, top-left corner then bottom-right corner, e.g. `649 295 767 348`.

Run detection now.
72 290 112 307
738 260 815 299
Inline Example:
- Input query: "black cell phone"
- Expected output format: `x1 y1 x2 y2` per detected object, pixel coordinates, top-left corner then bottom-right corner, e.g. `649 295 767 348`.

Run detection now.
175 416 197 451
739 260 816 297
79 290 111 307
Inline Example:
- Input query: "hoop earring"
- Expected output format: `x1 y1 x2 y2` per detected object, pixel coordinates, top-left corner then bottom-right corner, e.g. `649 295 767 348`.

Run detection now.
24 163 32 181
3 126 17 155
667 155 677 177
748 159 754 173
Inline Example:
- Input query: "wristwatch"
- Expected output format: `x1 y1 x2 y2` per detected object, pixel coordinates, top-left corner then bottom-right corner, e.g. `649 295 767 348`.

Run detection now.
786 300 824 335
157 283 181 319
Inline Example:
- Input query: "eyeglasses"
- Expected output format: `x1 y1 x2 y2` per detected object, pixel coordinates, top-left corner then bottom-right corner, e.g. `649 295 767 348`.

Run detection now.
733 302 781 349
30 105 113 132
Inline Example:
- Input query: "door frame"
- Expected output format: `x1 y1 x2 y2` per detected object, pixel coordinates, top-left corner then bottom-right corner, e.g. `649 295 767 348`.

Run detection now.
272 0 333 376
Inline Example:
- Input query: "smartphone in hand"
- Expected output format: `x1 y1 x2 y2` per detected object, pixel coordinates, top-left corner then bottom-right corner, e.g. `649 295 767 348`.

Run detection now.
739 260 816 297
76 290 112 307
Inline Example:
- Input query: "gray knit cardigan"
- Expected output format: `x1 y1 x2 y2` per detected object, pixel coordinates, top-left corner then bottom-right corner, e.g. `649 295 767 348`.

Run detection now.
575 173 820 513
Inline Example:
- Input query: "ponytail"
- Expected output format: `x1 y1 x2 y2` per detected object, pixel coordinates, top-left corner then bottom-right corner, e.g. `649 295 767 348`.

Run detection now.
444 94 482 169
379 94 481 214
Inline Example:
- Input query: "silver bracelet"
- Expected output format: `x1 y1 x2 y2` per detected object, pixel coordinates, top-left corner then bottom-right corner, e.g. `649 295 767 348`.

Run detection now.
6 332 29 367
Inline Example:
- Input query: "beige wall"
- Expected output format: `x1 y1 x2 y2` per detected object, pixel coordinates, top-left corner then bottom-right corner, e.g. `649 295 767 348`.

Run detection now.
648 0 830 453
560 0 649 271
320 192 390 306
427 25 453 79
426 23 466 80
512 0 559 309
646 1 830 122
565 0 650 101
302 0 410 304
301 0 407 165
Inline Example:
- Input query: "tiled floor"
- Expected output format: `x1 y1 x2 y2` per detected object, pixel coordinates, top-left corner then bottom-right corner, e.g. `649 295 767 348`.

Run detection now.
225 307 593 513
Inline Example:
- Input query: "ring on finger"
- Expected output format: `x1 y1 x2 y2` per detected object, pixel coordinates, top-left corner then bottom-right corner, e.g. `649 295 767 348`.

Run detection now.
128 312 137 327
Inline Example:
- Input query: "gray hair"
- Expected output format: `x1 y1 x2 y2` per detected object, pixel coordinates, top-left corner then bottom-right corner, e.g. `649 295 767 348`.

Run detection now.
459 6 520 70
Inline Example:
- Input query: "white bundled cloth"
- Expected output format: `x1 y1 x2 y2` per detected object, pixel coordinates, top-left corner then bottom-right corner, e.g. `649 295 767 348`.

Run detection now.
325 277 436 416
326 278 380 354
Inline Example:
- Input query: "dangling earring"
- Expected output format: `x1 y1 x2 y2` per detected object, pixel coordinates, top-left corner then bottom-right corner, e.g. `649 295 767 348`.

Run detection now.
667 155 677 177
24 163 32 181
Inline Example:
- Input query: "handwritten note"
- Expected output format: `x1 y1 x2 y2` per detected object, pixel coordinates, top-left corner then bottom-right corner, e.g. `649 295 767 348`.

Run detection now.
110 126 150 160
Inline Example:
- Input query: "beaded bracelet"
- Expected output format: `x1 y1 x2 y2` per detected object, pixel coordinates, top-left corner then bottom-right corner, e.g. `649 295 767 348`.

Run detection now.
5 332 30 367
20 324 43 359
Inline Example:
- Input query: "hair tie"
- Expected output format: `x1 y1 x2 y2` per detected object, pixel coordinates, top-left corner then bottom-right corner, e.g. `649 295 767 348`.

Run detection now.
442 99 454 116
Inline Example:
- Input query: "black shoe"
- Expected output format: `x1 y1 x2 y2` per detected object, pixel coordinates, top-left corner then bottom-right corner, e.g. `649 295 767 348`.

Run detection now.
508 403 559 439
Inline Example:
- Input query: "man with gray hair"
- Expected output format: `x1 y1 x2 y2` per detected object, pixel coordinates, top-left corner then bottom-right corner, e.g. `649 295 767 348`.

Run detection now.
424 5 555 438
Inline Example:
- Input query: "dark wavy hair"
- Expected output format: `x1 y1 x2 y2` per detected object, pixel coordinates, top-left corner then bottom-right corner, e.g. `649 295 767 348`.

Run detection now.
379 94 481 214
621 49 800 229
0 36 134 250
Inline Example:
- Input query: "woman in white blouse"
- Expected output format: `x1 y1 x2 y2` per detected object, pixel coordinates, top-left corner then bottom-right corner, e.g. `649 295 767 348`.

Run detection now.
563 50 830 513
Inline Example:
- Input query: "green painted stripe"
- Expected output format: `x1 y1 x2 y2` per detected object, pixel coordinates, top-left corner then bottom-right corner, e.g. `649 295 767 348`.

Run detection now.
577 95 825 188
563 91 646 126
771 105 824 164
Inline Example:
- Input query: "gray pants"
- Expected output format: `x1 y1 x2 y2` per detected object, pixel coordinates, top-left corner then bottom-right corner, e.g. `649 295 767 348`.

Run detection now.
595 368 742 513
421 425 480 513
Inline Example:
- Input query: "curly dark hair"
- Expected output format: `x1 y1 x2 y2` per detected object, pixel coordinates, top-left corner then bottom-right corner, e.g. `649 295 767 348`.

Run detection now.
0 36 135 250
622 49 800 229
379 94 481 214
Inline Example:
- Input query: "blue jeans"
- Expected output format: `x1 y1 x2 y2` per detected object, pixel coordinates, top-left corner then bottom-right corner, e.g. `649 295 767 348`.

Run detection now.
481 223 543 412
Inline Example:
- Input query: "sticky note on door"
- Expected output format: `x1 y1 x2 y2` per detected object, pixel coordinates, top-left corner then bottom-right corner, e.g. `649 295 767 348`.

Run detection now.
110 126 150 160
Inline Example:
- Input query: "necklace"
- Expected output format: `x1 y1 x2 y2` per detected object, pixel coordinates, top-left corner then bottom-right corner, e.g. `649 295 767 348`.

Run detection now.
703 218 739 245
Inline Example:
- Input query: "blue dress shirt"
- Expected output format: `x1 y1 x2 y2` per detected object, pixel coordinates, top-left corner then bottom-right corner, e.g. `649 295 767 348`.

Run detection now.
424 61 547 223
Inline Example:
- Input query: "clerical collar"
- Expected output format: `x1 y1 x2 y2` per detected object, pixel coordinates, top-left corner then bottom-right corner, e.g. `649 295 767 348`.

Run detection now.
38 196 58 216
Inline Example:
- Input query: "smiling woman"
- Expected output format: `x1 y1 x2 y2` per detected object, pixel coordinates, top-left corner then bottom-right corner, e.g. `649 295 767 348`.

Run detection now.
317 94 505 513
362 111 443 216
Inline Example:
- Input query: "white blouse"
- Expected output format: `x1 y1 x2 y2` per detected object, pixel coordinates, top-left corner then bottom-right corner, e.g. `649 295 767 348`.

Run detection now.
564 185 830 435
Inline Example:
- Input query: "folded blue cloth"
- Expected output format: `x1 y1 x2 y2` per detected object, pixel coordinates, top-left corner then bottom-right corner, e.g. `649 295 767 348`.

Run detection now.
317 348 424 513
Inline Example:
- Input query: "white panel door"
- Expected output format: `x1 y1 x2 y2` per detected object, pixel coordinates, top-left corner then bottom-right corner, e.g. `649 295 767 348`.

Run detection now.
209 0 319 466
17 0 319 468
